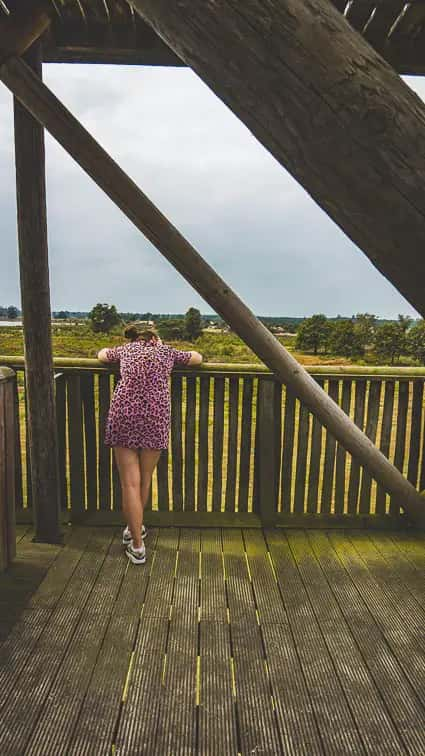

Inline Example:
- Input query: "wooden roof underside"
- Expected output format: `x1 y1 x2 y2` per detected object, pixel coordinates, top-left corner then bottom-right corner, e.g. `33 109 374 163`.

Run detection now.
1 0 425 73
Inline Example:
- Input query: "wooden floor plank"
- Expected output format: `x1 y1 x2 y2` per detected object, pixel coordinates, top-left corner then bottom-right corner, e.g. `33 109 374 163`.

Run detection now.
222 529 282 755
67 528 159 756
265 528 366 755
365 532 425 610
308 530 425 756
27 532 128 756
285 529 404 755
198 529 237 754
198 619 238 755
199 528 227 623
349 530 425 624
0 530 114 755
153 529 200 755
328 530 425 704
243 529 323 755
114 529 180 754
389 531 425 570
243 529 323 756
0 526 93 702
15 524 31 542
0 528 69 640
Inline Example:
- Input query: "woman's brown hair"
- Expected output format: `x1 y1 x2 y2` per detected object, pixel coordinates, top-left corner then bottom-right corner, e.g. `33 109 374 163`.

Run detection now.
124 324 159 343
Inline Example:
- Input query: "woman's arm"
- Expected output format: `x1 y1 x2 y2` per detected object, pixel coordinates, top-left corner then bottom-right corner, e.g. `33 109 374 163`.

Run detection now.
97 346 120 363
187 351 203 366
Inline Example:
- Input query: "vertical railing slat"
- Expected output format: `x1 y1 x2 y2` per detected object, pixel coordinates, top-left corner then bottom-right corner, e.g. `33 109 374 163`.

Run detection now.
225 376 239 513
171 374 183 511
334 379 352 515
294 402 310 514
67 374 85 517
13 372 24 512
111 374 122 511
81 373 97 511
55 373 68 510
347 380 367 515
280 388 296 513
256 379 277 523
359 380 382 514
390 380 409 516
184 376 197 511
24 387 32 510
320 380 339 514
375 379 395 515
306 378 324 514
238 377 253 513
157 447 170 510
212 376 225 512
98 373 111 511
407 379 423 488
197 375 210 512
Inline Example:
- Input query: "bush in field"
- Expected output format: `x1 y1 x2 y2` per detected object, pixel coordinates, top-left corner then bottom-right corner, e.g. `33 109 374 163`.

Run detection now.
7 305 19 320
328 319 364 358
295 314 330 355
406 320 425 364
353 313 377 352
184 307 202 340
88 303 121 333
374 323 406 365
157 318 186 341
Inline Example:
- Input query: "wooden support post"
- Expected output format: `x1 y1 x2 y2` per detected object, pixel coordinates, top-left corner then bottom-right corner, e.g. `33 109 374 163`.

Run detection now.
1 56 424 528
256 379 278 525
130 0 425 318
0 367 17 571
12 43 61 543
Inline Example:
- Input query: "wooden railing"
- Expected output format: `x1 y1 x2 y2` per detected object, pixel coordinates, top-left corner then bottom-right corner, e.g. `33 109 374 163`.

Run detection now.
0 367 17 570
1 357 425 528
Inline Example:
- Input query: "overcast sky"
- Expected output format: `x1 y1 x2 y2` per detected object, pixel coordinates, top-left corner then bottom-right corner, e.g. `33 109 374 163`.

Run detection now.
0 65 424 318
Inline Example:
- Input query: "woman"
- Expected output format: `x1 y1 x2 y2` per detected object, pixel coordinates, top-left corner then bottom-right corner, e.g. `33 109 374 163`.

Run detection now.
97 325 202 564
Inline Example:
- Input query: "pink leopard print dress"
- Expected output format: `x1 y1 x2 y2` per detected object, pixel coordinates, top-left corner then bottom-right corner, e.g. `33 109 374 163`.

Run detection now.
104 341 191 449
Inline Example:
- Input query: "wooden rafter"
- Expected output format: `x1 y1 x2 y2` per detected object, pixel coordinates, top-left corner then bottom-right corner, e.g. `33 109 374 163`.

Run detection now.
0 0 420 72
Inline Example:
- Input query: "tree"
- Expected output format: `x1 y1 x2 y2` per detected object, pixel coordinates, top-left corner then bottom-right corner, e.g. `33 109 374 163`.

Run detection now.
354 313 377 352
184 307 202 340
374 323 406 365
398 313 413 333
7 305 19 320
88 303 121 333
328 319 363 358
295 314 330 355
56 310 69 320
157 317 186 341
406 320 425 364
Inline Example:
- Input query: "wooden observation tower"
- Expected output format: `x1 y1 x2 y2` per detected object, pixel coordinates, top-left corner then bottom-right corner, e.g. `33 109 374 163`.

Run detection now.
1 0 425 542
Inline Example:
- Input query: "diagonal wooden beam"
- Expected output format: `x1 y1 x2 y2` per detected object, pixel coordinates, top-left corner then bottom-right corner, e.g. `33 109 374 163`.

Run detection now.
0 1 51 64
0 55 424 527
129 0 425 319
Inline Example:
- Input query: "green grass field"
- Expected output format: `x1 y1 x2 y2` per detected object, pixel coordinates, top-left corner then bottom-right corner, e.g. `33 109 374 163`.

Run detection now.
0 322 355 366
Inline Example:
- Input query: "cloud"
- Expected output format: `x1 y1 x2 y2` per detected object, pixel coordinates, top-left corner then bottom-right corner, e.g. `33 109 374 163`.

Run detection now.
0 65 422 317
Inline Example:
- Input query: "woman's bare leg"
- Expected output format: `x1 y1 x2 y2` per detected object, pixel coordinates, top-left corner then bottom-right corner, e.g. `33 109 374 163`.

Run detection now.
114 446 143 549
139 449 162 511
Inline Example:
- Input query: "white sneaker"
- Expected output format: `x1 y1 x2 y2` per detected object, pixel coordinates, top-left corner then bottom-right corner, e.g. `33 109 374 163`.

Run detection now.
126 541 146 565
122 524 147 546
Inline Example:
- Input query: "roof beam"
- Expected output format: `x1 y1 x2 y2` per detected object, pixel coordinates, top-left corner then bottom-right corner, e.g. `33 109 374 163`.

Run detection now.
129 0 425 318
0 1 51 64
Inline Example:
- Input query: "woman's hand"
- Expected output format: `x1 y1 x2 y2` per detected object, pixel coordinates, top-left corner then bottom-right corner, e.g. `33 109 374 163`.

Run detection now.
97 348 110 363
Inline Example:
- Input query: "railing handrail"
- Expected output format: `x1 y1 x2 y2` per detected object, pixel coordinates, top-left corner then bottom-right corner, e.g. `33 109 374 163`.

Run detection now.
1 355 425 378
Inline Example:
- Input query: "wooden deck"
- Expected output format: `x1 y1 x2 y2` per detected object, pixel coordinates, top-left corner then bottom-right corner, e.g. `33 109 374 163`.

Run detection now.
0 525 424 755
